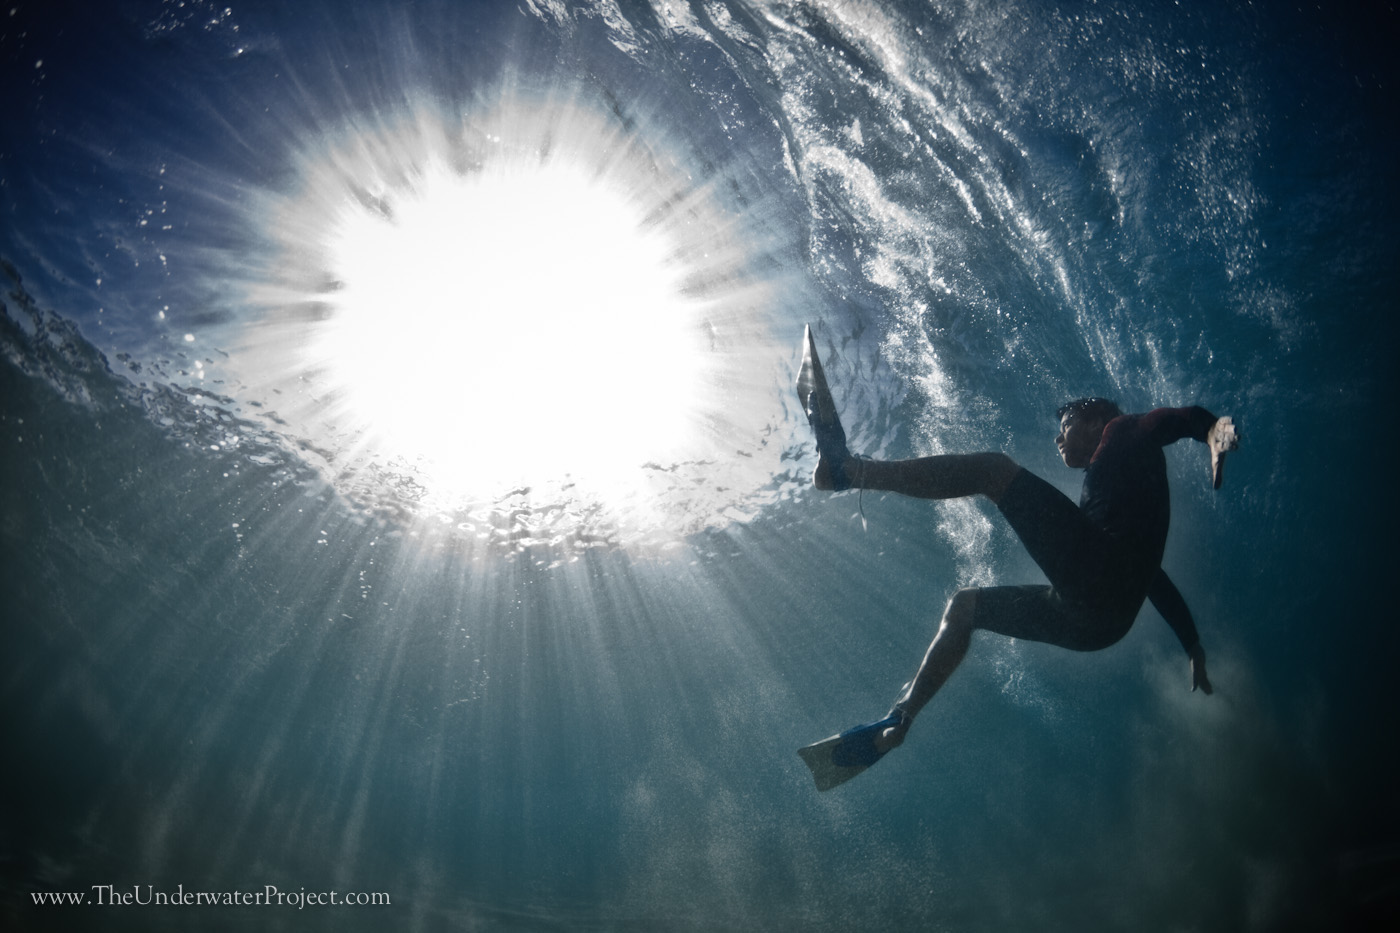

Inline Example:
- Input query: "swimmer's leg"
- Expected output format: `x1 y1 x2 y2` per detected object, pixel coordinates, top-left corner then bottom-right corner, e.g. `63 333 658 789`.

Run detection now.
876 587 979 753
828 463 1122 753
817 451 1021 504
823 459 1098 592
878 583 1100 753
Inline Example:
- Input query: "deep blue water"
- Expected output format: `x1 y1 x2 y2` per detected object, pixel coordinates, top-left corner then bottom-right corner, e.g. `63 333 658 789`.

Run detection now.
3 1 1397 930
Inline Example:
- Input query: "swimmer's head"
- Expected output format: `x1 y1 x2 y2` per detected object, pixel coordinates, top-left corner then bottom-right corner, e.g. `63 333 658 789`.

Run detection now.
1055 397 1121 468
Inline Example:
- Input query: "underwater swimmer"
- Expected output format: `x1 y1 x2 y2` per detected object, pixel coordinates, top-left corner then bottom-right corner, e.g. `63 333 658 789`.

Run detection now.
796 341 1239 789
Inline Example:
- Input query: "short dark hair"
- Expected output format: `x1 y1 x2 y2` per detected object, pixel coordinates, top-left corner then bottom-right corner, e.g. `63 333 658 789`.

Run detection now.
1057 397 1122 425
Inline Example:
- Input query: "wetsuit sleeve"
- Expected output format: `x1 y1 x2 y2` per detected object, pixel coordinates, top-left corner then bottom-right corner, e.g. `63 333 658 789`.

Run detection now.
1148 569 1201 655
1138 406 1218 447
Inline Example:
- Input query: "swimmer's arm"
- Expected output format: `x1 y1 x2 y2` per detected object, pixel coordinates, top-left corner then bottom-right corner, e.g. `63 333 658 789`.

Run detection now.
1136 406 1237 487
1148 570 1213 695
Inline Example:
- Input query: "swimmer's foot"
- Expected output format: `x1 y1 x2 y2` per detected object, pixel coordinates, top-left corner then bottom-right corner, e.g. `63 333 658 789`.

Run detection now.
813 451 860 492
874 705 912 754
804 389 855 491
826 708 910 769
797 704 912 790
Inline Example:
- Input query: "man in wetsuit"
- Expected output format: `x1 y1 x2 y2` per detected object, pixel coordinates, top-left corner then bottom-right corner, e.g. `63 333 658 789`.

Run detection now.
811 396 1240 760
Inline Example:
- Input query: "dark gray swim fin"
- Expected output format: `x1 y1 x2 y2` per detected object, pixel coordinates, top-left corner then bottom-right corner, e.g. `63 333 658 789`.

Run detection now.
795 324 852 490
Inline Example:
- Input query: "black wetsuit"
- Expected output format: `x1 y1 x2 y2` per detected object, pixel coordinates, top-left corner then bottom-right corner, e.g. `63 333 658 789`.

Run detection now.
974 406 1217 652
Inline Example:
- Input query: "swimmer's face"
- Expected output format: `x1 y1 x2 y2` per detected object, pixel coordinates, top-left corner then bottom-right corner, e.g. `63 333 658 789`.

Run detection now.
1056 413 1103 469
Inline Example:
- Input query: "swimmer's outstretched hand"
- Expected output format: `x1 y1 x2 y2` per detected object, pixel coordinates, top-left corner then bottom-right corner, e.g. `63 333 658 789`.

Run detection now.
1189 642 1214 695
1207 416 1240 490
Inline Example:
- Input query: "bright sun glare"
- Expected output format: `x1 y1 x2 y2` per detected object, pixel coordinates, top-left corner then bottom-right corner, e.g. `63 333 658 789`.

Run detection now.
311 157 703 502
232 93 794 548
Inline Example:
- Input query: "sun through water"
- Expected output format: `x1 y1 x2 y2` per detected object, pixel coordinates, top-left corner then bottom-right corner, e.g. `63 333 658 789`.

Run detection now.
224 91 792 551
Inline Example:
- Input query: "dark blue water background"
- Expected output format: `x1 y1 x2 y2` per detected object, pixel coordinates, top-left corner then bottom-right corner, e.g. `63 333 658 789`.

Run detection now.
3 1 1397 930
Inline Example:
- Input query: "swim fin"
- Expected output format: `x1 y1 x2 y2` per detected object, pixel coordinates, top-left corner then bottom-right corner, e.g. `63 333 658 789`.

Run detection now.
795 324 852 491
797 710 907 791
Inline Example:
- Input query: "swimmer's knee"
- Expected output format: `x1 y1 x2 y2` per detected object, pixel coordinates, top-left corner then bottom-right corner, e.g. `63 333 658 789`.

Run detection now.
952 586 980 609
974 452 1020 503
943 587 980 630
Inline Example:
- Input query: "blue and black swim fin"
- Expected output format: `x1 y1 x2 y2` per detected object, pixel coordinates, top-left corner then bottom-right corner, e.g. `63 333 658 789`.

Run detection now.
796 324 853 491
797 710 909 791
